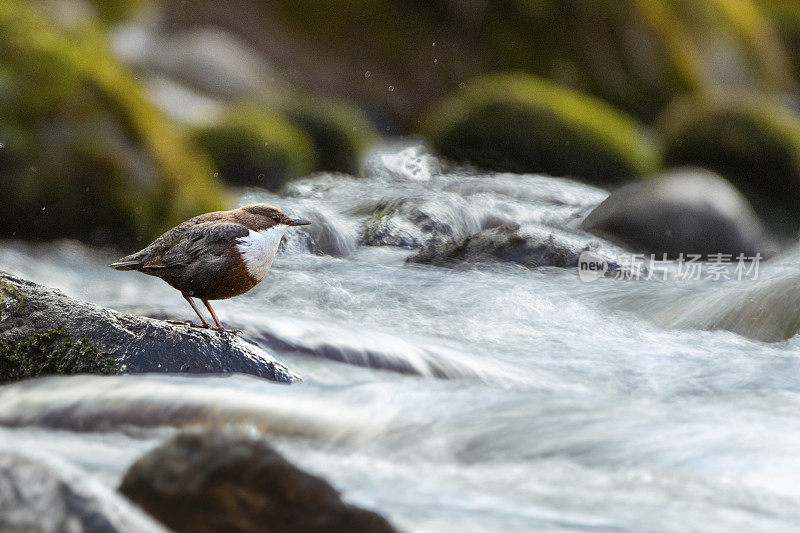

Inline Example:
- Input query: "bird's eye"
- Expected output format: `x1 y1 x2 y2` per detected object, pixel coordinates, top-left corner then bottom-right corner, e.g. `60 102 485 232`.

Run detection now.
271 214 279 221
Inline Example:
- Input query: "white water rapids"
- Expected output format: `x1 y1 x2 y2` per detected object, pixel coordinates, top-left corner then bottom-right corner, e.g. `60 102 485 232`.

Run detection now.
2 145 800 532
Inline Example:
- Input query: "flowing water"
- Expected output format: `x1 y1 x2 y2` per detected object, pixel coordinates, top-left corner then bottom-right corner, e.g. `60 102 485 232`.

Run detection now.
2 145 800 532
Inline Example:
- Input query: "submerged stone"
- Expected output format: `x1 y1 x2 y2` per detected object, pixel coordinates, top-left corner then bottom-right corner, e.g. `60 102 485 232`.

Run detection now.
407 223 631 276
119 428 397 533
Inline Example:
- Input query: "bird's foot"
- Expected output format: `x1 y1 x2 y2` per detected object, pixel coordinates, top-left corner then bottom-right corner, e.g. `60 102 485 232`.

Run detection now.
164 319 210 329
212 326 242 335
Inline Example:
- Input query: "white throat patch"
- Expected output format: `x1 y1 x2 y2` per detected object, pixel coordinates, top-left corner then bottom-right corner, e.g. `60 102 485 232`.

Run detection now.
236 225 289 280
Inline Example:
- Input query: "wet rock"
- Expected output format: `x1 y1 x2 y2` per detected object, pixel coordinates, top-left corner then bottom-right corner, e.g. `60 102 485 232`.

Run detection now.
119 428 397 533
580 168 780 259
407 223 629 274
0 453 166 533
359 208 435 249
0 272 299 383
359 198 476 249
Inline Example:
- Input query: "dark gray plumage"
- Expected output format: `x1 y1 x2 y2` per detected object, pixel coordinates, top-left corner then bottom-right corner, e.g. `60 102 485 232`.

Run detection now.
110 204 311 333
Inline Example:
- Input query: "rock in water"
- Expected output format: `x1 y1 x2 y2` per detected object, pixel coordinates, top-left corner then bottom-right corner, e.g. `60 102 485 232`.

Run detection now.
119 429 397 533
0 453 167 533
0 272 298 383
408 223 631 276
580 168 781 259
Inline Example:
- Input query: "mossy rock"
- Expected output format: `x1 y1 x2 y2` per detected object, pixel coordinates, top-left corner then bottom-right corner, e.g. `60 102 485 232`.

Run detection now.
192 105 316 191
280 95 378 175
419 73 660 183
0 0 225 250
0 328 117 384
660 95 800 235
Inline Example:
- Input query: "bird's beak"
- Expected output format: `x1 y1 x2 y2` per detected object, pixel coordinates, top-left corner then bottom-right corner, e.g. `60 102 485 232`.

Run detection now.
289 218 312 226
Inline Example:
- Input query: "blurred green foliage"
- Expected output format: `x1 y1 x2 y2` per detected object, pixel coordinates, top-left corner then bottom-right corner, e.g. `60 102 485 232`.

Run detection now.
0 0 224 249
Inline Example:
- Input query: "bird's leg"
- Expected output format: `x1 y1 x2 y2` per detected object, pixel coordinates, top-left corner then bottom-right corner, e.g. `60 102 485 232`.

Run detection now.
182 292 210 329
202 299 239 334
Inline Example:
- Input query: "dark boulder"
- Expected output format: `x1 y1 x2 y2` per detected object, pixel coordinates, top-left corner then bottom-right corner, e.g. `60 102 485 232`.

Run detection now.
580 168 781 259
119 428 397 533
0 453 166 533
0 272 298 383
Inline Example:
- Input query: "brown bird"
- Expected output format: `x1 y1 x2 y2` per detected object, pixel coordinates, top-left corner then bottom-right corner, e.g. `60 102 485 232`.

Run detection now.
110 204 311 333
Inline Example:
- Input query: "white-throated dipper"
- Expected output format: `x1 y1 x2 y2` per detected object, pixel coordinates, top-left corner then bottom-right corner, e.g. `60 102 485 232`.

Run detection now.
110 204 311 333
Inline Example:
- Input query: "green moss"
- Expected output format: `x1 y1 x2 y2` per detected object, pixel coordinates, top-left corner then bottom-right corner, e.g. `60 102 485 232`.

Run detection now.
0 328 117 383
192 105 316 191
419 73 660 183
0 0 225 249
0 279 18 305
660 94 800 235
88 0 148 25
281 95 378 175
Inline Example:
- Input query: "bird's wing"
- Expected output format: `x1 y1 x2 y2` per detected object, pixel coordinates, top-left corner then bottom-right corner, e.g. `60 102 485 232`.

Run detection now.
141 222 250 270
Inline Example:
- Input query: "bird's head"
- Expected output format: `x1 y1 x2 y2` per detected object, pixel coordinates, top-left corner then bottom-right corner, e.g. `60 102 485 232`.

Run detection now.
240 203 312 230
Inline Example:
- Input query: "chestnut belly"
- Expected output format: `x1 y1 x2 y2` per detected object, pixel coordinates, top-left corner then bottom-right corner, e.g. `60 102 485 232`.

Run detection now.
150 252 262 300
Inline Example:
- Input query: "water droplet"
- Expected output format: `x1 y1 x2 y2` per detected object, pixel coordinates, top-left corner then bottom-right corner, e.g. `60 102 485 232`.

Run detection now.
0 141 5 149
213 172 219 178
459 82 466 89
41 206 46 211
258 173 265 181
364 71 371 78
433 58 438 63
388 85 395 92
432 42 436 47
264 141 269 147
